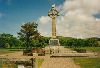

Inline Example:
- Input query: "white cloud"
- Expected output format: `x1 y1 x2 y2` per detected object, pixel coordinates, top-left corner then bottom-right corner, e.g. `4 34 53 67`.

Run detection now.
38 0 100 38
63 0 100 14
38 16 51 36
38 29 50 37
39 16 50 24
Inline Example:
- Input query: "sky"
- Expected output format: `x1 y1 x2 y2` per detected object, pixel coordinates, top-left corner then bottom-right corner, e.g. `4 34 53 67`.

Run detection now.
0 0 64 36
0 0 100 38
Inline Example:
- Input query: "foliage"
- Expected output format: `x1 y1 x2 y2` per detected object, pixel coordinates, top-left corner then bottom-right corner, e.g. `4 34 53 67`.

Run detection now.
29 36 50 48
18 22 40 49
18 22 39 49
0 22 50 49
59 37 99 47
0 32 99 49
1 23 100 49
4 43 10 48
18 22 50 49
0 33 21 48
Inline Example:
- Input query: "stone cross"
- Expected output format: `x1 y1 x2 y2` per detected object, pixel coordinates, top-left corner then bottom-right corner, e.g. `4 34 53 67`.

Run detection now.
48 4 59 38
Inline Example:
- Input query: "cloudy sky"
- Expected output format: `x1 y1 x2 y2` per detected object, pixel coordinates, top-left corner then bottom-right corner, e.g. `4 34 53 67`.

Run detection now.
0 0 100 38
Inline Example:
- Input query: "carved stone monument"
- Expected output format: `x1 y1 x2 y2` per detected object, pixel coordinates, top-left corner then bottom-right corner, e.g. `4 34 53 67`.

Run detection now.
48 4 60 46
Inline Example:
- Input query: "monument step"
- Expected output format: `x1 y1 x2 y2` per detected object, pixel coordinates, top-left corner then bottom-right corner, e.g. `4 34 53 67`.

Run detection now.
51 53 96 58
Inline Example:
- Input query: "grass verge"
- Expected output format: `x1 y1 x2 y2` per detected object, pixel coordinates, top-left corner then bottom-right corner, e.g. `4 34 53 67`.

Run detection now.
0 48 22 55
70 47 100 52
77 47 100 52
36 58 44 68
74 58 100 68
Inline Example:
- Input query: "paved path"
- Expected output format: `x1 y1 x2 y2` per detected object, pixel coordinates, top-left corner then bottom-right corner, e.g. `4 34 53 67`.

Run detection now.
41 56 80 68
41 46 80 68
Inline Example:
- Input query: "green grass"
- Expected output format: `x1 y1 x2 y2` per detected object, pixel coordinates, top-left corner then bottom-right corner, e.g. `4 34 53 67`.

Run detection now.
0 48 22 55
36 59 44 68
78 47 100 52
70 47 100 52
83 47 100 52
74 58 100 68
0 49 12 55
71 47 100 68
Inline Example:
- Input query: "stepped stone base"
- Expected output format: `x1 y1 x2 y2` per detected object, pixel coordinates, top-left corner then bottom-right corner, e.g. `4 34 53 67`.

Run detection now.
51 53 96 58
45 46 97 58
45 46 60 54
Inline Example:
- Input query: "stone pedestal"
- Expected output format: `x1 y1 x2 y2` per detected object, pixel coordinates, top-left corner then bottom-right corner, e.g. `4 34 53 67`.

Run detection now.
49 39 60 54
45 39 60 54
49 38 60 46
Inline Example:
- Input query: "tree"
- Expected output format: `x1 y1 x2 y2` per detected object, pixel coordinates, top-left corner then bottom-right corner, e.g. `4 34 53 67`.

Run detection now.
0 33 21 48
18 22 40 49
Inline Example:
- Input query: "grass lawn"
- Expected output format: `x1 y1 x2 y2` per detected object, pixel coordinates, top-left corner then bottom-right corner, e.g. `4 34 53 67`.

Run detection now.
0 48 22 55
70 47 100 52
0 49 13 55
36 58 44 68
70 47 100 68
78 47 100 52
74 58 100 68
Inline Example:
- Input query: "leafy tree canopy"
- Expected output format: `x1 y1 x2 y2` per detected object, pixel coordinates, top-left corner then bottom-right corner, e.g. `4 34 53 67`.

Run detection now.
18 21 44 49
